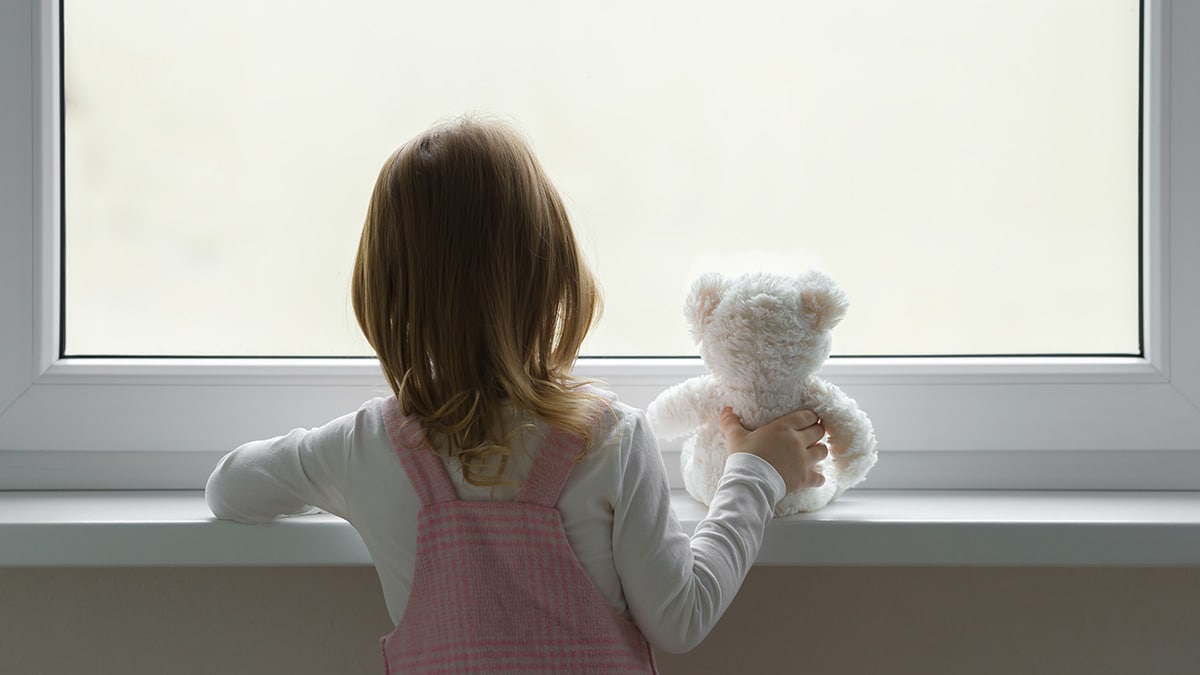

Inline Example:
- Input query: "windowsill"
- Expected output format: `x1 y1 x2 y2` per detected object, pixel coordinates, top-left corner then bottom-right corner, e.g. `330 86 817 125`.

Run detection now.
3 489 1200 567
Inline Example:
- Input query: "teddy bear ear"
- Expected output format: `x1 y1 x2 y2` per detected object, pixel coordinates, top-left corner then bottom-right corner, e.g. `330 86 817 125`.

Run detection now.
685 273 728 343
799 270 850 332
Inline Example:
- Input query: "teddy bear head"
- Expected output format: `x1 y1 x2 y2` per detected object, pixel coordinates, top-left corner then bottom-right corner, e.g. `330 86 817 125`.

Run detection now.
685 270 849 389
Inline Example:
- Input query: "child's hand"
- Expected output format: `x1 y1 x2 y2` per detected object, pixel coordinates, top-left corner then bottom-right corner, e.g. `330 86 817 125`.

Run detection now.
719 407 828 493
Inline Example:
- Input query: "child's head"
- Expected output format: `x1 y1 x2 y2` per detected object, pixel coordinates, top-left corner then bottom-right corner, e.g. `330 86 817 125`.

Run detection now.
352 115 602 483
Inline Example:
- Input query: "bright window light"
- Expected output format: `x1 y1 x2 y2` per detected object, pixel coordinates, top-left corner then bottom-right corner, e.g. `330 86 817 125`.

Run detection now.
63 0 1140 357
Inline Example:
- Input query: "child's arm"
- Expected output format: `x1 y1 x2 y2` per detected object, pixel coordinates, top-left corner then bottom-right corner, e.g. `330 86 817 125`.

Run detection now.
609 409 789 654
205 409 355 523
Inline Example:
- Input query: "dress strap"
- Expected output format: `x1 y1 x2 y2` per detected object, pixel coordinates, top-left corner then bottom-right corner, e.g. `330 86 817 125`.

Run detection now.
382 397 457 506
514 427 583 508
515 389 617 507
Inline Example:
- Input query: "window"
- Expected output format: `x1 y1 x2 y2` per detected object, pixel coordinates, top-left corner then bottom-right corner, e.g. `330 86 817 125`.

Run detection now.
63 0 1138 358
2 0 1198 491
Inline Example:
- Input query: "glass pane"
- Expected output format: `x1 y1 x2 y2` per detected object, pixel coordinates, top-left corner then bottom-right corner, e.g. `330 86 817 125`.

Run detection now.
63 0 1140 357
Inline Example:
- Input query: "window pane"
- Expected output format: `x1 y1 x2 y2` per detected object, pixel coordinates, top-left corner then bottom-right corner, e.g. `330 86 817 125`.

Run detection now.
63 0 1140 357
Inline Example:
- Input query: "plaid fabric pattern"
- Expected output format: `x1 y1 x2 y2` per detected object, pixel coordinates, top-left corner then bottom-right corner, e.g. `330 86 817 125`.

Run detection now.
380 398 659 675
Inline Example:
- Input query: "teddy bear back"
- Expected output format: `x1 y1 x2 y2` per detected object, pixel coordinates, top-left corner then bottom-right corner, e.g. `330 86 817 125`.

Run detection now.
689 270 847 430
714 376 833 431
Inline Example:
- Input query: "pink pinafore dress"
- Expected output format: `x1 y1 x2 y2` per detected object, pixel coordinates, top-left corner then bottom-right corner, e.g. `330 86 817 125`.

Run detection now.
380 398 659 674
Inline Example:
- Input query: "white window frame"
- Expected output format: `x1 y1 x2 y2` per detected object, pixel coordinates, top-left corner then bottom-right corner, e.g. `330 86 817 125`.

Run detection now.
2 0 1197 491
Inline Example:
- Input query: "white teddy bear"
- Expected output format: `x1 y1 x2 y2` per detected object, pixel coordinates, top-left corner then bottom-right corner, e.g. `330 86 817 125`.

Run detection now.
647 270 878 515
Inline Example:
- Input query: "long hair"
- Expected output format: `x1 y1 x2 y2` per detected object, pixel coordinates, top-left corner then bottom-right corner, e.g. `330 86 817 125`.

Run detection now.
352 116 604 486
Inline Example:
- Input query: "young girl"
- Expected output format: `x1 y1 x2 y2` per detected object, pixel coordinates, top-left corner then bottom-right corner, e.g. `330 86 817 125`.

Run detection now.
205 116 829 674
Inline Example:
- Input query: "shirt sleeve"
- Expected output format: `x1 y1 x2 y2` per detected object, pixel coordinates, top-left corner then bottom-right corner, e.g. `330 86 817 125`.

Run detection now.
205 410 356 523
611 410 786 654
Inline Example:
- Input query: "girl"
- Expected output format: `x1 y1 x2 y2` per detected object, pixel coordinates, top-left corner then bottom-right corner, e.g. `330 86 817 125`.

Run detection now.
206 116 828 674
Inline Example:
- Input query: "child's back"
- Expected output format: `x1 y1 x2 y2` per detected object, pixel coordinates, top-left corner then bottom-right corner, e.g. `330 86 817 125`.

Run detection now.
206 116 828 674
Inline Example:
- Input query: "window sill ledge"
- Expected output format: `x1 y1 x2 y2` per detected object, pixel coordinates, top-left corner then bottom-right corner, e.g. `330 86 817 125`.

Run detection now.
3 489 1200 567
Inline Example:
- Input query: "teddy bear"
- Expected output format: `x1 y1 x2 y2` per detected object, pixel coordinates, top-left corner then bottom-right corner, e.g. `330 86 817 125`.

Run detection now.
646 270 877 515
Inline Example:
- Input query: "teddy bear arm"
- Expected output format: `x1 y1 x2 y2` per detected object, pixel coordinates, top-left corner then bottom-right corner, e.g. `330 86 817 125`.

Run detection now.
646 376 718 440
806 379 879 492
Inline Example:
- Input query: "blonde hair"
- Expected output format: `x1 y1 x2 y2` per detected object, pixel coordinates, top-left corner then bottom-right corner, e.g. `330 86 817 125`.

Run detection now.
352 116 604 487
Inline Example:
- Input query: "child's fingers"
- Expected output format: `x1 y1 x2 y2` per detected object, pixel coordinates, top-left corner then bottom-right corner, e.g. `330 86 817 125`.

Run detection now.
807 439 831 463
799 421 826 449
799 443 829 489
718 407 749 443
777 409 820 431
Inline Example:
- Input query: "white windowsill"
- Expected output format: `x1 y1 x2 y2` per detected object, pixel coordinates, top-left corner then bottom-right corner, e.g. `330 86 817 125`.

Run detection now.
4 489 1200 567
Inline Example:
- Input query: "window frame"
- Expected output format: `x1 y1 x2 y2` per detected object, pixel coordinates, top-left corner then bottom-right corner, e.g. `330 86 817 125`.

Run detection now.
2 0 1197 491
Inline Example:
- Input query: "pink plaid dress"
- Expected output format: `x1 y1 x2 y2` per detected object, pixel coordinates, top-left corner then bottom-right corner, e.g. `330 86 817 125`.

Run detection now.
380 398 659 675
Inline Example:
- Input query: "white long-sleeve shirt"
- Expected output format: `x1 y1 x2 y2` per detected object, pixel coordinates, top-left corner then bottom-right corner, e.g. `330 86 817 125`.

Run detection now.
205 394 785 654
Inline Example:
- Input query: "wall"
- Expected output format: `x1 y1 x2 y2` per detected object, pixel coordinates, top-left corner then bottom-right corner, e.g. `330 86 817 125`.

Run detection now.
3 566 1198 675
